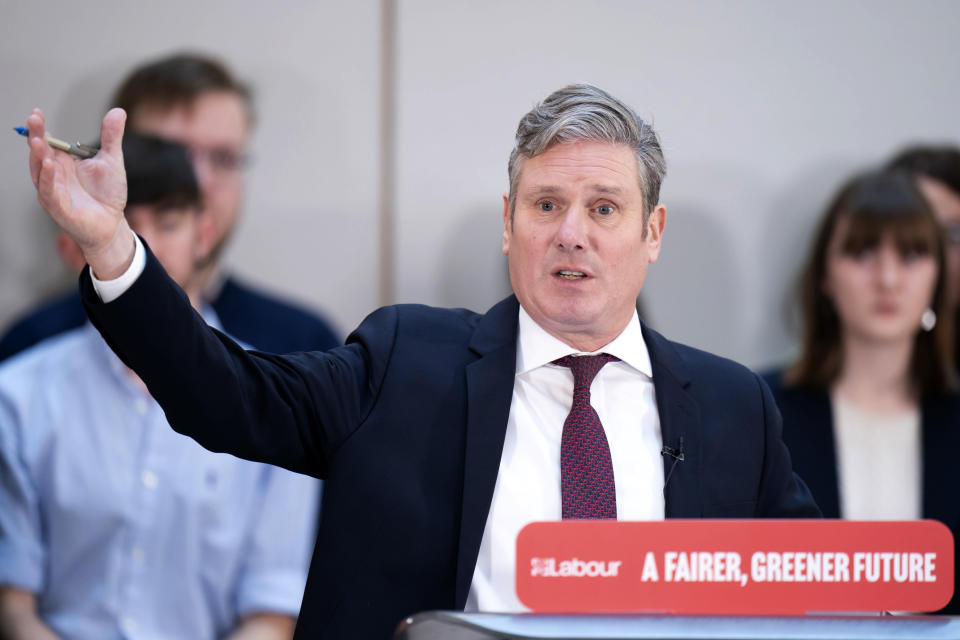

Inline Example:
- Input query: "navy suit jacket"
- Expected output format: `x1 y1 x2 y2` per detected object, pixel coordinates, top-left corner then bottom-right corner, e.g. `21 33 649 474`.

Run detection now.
0 275 339 363
81 247 818 639
765 372 960 614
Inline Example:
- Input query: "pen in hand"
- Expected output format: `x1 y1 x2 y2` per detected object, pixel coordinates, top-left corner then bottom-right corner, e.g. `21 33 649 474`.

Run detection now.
13 126 99 160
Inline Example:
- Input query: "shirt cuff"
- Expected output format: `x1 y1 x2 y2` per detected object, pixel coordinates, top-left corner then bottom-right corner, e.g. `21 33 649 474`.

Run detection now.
235 568 307 617
0 542 45 593
90 232 146 303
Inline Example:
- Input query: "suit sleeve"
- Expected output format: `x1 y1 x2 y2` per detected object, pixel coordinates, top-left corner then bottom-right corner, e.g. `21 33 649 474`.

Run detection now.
80 244 396 478
753 372 822 518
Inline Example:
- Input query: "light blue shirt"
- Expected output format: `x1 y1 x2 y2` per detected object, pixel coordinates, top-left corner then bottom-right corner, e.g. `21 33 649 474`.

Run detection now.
0 313 318 640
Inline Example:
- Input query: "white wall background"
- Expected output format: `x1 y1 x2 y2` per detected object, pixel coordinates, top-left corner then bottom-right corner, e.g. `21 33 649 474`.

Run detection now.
2 1 958 369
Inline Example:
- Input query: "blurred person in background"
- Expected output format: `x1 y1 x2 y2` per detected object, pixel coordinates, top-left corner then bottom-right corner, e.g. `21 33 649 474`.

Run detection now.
887 145 960 369
764 169 960 614
0 52 340 362
0 134 317 639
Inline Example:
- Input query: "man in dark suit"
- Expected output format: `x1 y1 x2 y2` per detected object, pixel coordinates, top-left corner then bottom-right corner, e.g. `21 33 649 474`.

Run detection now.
24 84 819 639
0 53 339 362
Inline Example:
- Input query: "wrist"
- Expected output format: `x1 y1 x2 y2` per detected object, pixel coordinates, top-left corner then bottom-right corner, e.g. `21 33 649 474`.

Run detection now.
85 222 136 281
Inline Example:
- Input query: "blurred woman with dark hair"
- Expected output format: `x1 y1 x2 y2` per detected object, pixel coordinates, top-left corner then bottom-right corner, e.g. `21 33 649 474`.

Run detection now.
765 169 960 614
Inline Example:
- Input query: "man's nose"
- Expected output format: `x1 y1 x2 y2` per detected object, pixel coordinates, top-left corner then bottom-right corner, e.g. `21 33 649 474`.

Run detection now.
556 207 588 250
191 158 215 194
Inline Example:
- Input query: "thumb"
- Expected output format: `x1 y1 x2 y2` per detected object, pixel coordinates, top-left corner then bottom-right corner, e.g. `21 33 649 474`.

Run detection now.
99 108 127 157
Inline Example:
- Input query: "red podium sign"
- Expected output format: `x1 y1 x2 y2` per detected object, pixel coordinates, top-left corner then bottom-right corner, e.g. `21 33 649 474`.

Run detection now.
516 520 954 614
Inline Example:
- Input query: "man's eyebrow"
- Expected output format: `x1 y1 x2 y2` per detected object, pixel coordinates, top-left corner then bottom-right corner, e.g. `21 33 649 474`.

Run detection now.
588 184 625 196
522 185 563 196
520 184 627 197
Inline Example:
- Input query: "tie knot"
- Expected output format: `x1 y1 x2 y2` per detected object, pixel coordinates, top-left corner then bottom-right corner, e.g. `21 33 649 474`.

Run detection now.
553 353 620 391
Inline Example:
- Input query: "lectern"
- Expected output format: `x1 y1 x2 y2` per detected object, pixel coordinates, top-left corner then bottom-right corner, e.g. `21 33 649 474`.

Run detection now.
396 520 956 639
395 612 960 640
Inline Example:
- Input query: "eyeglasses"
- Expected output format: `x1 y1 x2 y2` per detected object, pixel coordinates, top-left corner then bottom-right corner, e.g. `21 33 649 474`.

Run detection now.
187 146 251 176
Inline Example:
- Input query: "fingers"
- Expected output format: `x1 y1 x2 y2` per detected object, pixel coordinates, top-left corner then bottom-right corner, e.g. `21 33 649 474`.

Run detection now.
30 110 75 221
36 157 70 220
27 110 49 188
28 137 44 188
26 108 45 138
99 108 127 158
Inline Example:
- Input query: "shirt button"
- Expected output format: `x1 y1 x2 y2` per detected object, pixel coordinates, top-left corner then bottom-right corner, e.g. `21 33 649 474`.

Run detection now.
135 398 149 415
141 470 159 489
132 547 146 563
121 616 137 633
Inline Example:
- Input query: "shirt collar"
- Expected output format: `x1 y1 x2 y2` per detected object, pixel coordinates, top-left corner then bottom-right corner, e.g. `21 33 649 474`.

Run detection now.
515 305 653 379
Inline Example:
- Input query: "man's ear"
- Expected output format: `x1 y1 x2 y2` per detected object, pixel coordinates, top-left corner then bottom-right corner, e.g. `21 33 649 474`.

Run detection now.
645 204 666 263
502 194 511 255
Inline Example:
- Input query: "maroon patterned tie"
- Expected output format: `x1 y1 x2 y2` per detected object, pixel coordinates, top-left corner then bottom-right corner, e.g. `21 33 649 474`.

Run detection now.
553 353 620 519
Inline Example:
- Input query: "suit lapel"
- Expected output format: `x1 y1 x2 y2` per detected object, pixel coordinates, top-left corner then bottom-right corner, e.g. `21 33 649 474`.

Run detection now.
455 296 519 608
641 324 702 518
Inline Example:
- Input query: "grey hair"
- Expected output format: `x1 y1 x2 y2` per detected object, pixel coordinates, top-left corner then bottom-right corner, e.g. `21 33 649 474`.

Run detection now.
507 84 666 221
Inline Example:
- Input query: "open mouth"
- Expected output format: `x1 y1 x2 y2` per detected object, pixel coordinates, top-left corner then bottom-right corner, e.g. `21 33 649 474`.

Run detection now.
557 270 588 280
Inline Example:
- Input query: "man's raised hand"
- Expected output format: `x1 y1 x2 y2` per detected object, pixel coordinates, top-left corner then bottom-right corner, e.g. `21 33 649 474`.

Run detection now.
27 108 135 280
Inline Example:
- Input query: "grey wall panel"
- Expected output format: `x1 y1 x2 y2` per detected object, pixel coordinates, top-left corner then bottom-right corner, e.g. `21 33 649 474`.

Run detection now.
0 1 380 341
393 0 960 368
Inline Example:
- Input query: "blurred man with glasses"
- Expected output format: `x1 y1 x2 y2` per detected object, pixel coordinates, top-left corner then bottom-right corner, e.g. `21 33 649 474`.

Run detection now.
0 53 340 361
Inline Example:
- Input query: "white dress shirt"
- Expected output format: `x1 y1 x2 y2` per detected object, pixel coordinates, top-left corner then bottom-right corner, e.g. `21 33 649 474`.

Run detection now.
465 306 664 612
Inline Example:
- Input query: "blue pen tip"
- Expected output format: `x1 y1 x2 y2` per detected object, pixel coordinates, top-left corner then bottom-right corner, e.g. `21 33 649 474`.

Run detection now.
14 126 28 136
